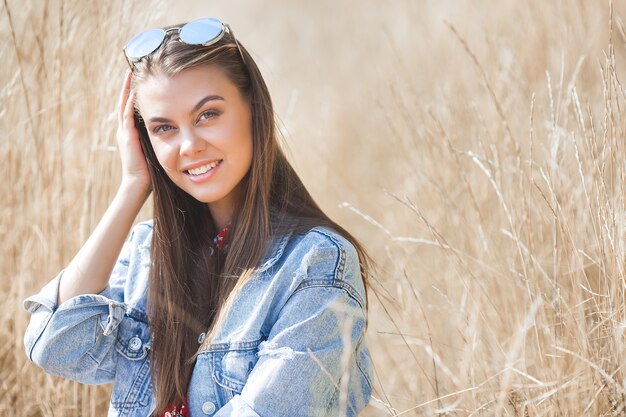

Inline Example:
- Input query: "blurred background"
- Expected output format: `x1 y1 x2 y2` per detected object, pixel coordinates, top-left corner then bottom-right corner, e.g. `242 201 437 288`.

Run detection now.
3 0 626 415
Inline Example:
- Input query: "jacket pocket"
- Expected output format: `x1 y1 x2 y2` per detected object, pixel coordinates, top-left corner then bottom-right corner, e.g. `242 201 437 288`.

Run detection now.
110 316 153 410
115 316 151 360
110 356 152 411
211 339 262 403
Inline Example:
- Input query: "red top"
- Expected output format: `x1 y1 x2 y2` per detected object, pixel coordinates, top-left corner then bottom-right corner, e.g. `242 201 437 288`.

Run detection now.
213 222 231 251
159 222 231 417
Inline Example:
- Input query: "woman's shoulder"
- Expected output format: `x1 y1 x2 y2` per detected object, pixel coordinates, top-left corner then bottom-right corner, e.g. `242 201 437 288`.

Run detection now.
129 219 153 242
269 224 366 308
120 219 153 258
291 225 359 264
100 220 154 317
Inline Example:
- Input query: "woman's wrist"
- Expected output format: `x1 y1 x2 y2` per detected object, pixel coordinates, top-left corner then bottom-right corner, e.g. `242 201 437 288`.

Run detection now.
118 178 151 203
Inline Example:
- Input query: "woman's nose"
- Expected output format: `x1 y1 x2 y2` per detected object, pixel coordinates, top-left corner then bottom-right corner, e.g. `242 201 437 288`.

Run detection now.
179 128 207 155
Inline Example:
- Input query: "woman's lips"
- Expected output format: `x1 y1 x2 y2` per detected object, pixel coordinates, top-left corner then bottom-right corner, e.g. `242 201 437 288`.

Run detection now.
184 159 223 182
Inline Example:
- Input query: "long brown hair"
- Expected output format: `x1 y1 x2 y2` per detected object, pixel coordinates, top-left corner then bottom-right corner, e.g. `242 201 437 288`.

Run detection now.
129 21 374 415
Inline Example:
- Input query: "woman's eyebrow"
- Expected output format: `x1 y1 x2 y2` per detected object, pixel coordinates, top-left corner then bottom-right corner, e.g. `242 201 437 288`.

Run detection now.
191 94 225 113
147 95 225 124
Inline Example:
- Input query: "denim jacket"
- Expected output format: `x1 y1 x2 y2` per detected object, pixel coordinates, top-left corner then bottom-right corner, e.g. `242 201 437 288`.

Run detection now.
22 220 373 417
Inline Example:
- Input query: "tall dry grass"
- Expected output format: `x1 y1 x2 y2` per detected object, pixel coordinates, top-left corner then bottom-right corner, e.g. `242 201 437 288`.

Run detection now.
2 0 626 416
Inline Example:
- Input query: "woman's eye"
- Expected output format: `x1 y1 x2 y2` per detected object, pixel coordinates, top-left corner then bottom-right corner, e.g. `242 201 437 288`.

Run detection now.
199 110 220 121
153 125 174 134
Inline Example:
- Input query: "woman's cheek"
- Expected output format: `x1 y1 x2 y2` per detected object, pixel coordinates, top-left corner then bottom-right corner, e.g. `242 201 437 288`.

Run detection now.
151 142 175 170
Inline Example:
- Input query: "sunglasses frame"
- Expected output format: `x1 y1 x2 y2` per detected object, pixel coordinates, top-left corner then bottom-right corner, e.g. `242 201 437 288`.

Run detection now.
123 18 246 70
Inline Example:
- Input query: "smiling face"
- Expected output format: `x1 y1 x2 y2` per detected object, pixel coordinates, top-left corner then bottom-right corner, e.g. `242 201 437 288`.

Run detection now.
136 64 253 228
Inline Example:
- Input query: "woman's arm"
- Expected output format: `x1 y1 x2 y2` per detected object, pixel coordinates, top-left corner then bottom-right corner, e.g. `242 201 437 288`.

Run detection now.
57 181 148 305
22 70 153 384
214 232 373 417
57 70 151 305
23 221 153 384
227 287 371 417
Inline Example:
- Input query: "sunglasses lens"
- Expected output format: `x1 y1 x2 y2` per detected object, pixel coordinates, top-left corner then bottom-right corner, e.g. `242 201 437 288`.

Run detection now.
179 18 223 45
125 29 166 60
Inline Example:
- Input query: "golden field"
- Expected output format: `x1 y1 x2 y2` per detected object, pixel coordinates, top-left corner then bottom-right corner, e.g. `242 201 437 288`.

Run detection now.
2 0 626 415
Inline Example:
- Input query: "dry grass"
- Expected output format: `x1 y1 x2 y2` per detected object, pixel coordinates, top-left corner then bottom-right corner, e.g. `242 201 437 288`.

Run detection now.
2 0 626 416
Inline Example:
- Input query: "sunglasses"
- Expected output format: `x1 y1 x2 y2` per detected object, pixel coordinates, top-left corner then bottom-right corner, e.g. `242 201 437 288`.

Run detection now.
123 17 245 69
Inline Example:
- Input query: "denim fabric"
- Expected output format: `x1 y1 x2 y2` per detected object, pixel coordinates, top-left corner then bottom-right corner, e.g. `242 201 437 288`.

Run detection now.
22 220 373 417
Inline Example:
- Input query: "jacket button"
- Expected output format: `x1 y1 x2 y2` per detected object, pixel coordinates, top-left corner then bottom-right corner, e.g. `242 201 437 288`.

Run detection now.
128 336 142 351
202 401 216 415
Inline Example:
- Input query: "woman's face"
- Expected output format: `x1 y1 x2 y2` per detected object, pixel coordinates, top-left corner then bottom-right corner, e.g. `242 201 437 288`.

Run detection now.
136 64 253 220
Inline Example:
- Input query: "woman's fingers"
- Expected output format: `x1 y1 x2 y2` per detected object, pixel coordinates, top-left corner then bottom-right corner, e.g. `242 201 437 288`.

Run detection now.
116 75 151 191
118 69 132 125
123 89 136 125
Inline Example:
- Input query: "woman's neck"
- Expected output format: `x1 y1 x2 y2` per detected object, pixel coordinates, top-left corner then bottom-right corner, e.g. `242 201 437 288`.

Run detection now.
207 181 245 230
208 205 231 231
207 197 235 231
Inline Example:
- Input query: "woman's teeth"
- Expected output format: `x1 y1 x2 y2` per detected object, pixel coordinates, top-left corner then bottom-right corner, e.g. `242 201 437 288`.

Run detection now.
187 160 221 175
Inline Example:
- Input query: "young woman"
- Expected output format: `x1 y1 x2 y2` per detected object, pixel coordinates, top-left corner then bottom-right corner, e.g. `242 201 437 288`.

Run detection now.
23 17 373 417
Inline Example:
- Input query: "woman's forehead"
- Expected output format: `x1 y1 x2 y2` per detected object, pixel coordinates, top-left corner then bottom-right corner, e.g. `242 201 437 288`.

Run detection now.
136 65 238 115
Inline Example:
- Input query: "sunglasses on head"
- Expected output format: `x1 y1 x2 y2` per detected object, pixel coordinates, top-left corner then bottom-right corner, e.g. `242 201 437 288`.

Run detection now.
123 17 245 70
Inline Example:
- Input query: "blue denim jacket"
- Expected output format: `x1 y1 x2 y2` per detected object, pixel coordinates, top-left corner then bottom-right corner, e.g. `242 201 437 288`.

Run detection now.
22 220 373 417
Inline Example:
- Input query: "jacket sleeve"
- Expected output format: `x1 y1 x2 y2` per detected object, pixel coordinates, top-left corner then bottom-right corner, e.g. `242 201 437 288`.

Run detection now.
214 235 372 417
21 222 148 385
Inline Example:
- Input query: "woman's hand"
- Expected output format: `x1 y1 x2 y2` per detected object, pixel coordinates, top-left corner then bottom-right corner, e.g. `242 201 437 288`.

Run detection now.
54 71 154 306
117 70 151 194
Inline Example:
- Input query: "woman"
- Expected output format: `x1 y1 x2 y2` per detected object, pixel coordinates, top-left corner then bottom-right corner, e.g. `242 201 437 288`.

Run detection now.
23 17 373 417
